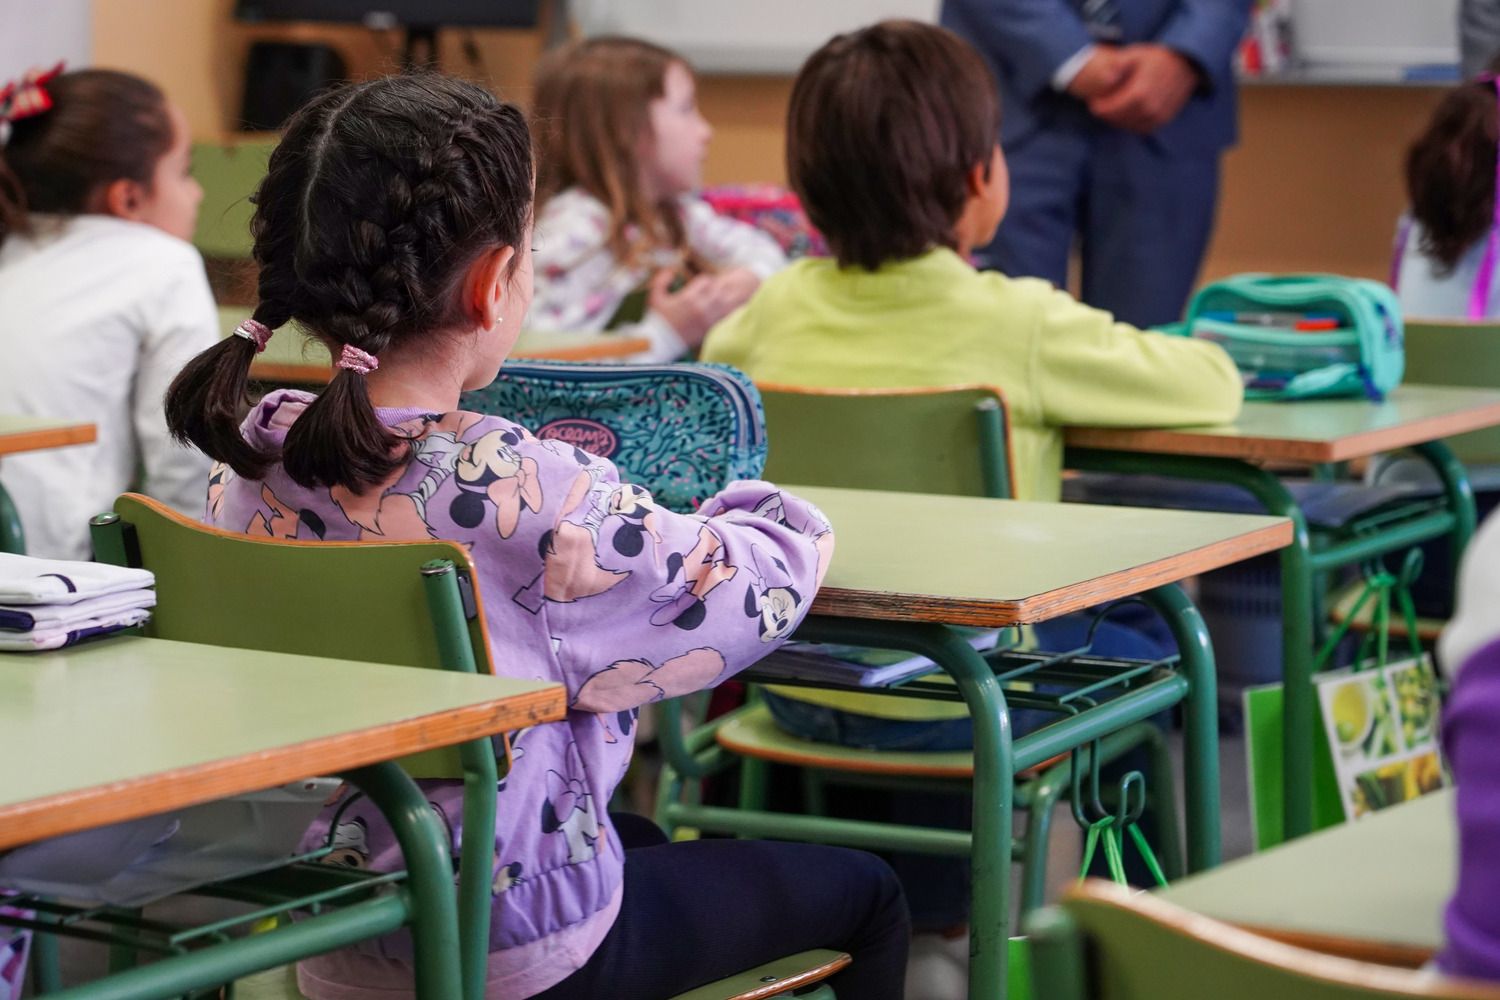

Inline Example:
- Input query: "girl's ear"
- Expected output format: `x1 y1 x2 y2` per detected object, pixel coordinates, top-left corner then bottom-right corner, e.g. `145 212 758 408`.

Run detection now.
464 245 519 330
102 178 148 221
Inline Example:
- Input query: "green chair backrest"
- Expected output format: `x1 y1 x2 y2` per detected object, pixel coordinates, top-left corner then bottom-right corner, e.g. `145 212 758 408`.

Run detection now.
90 493 495 778
1403 320 1500 465
758 384 1014 499
192 138 275 260
1027 881 1500 1000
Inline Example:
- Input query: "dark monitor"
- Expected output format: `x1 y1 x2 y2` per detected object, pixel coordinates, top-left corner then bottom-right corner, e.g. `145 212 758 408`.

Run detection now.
234 0 542 29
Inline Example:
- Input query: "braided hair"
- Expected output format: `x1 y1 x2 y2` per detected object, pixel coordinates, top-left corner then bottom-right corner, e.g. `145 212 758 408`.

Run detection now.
165 74 533 493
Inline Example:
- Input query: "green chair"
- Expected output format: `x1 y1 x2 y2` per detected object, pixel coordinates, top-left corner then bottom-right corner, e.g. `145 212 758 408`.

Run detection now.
10 493 494 999
1332 319 1500 643
1402 320 1500 466
191 138 275 303
1026 880 1500 1000
656 384 1187 918
754 382 1013 499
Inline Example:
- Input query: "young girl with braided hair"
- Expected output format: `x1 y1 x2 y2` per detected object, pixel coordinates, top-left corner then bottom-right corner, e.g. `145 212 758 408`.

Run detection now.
164 73 908 1000
0 66 215 560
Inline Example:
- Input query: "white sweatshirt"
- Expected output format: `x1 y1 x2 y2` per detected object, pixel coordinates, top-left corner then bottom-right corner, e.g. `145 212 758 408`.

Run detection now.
0 215 217 560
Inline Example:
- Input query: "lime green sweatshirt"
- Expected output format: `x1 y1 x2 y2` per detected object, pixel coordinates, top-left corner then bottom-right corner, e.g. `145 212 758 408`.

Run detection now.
701 248 1243 719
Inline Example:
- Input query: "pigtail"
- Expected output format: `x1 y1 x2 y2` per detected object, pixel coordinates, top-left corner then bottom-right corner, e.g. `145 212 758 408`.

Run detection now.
281 365 404 493
163 302 284 480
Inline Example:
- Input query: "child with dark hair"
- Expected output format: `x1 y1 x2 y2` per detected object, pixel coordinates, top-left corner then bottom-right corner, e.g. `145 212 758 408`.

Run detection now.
704 20 1239 504
1394 69 1500 318
164 73 908 1000
0 66 215 560
701 22 1241 993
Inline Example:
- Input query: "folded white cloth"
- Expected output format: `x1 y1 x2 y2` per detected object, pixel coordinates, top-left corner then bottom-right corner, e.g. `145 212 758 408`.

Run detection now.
0 589 156 632
0 607 152 651
0 553 154 605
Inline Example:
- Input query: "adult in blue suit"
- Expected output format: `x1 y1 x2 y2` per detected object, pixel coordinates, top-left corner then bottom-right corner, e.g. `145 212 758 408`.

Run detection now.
941 0 1252 326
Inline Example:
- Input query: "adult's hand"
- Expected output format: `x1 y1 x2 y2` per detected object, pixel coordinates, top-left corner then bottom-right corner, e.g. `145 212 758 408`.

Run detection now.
1064 46 1129 102
1087 44 1200 134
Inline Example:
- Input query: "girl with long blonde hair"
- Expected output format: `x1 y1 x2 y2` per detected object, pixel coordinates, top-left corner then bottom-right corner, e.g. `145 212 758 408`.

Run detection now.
530 37 785 361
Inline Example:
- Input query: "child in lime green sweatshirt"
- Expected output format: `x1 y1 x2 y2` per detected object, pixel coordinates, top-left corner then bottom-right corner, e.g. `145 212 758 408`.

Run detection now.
700 21 1242 980
701 22 1242 505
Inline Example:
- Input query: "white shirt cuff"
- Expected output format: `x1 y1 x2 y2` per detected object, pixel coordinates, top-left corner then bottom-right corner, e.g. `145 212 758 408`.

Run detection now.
1052 44 1098 92
634 310 690 363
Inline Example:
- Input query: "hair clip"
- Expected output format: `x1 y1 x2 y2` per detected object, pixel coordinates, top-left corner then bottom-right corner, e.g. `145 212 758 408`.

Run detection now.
232 317 273 353
0 62 65 128
336 343 379 376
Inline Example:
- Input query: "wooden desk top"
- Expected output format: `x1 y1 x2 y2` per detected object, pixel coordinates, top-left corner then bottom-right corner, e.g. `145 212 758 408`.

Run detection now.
0 636 566 851
220 309 651 382
1157 790 1454 965
792 485 1292 627
0 416 97 457
1065 385 1500 464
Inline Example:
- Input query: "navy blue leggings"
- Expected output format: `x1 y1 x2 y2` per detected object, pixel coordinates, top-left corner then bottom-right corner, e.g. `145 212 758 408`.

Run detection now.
533 815 909 999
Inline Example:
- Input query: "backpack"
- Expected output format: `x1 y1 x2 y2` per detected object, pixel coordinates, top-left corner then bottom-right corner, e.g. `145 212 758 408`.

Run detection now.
460 361 766 513
1182 274 1405 401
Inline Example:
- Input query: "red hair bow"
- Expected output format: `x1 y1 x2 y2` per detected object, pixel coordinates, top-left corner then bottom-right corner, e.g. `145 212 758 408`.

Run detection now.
0 62 65 125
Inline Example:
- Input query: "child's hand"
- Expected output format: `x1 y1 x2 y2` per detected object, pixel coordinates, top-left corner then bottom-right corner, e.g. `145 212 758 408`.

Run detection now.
706 267 761 312
648 269 751 347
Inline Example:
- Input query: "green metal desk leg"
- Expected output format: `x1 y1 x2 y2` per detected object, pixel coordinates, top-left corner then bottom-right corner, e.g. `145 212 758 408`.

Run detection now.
1142 584 1221 872
0 483 24 554
1413 439 1478 590
923 627 1015 1000
343 762 464 1000
1068 448 1316 839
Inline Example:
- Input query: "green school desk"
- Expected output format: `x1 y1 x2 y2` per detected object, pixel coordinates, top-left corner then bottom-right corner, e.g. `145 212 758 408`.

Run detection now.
1066 384 1500 843
666 485 1293 1000
0 635 565 998
218 307 653 383
1156 789 1454 967
0 415 96 554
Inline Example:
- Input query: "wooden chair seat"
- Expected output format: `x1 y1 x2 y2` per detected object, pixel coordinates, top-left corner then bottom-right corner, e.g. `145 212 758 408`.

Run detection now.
1326 579 1444 644
716 703 974 779
232 949 850 1000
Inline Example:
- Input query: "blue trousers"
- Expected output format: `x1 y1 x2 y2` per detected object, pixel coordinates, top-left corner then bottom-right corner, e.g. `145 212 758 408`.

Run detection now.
979 124 1221 328
535 814 910 999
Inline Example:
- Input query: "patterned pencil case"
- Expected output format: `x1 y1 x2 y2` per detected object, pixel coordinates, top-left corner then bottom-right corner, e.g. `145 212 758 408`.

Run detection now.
462 361 766 512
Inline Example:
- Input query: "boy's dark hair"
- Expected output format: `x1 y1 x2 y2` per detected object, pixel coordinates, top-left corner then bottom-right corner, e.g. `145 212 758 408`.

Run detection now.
0 69 173 247
786 20 999 271
165 73 534 494
1407 72 1500 273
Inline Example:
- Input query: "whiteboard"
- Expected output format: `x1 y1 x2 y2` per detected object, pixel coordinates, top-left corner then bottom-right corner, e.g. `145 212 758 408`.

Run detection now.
571 0 940 74
1293 0 1458 67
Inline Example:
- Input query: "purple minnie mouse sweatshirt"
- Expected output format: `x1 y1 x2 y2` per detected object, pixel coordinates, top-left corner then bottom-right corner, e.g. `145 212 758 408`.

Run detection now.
1439 512 1500 985
207 389 834 998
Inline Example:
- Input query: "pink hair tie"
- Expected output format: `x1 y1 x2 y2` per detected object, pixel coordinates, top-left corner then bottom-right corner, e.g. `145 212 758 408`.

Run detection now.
336 343 379 376
232 318 273 353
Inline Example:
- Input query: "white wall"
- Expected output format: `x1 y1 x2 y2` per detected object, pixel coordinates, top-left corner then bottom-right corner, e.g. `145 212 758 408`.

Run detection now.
572 0 939 74
0 0 91 83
